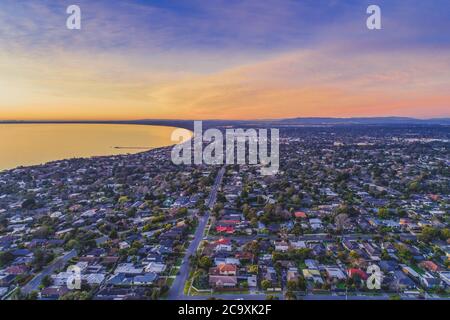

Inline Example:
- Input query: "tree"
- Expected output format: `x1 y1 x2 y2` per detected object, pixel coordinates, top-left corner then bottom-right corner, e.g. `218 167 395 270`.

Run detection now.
245 241 260 255
335 214 350 232
177 207 188 216
292 223 302 236
118 196 129 205
160 284 169 296
132 241 143 249
0 251 14 267
213 202 224 214
441 228 450 241
32 249 54 270
395 244 413 262
419 226 439 242
298 276 307 291
198 256 212 269
27 291 39 300
60 291 91 300
377 208 389 219
248 265 258 274
285 290 297 300
349 250 360 260
127 207 137 217
33 225 53 238
261 280 271 290
151 288 160 300
22 198 36 210
65 239 79 250
381 249 390 260
41 275 53 287
291 195 301 205
408 181 420 192
10 288 25 300
287 280 298 291
109 229 118 239
337 251 347 261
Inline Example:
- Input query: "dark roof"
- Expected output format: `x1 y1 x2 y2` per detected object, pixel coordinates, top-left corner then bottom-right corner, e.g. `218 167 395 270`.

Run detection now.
379 260 398 272
12 249 32 256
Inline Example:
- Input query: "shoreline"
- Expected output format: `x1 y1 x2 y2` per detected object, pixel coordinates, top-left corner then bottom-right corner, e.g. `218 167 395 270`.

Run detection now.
0 123 193 173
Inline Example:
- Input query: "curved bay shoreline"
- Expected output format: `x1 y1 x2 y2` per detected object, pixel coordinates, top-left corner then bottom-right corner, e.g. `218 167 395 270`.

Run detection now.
0 123 193 172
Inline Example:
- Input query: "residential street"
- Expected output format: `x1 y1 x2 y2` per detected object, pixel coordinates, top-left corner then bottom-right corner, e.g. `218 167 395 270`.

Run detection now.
167 167 225 300
21 249 77 295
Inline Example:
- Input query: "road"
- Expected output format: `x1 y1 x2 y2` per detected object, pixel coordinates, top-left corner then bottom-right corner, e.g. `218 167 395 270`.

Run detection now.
301 293 390 300
21 249 77 295
302 293 448 300
173 291 449 301
206 166 226 209
167 167 225 300
180 293 383 301
204 232 417 242
182 293 281 300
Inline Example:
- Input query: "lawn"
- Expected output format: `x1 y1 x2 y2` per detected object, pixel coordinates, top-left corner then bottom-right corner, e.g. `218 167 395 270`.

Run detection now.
410 265 425 275
166 278 174 287
169 267 180 276
175 257 183 266
192 274 209 290
184 278 193 295
336 283 347 290
213 290 251 295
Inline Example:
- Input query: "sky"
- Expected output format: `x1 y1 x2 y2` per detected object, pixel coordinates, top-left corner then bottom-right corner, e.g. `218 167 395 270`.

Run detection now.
0 0 449 120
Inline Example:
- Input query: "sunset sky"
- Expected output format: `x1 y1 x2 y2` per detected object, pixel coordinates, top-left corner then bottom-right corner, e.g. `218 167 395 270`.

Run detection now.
0 0 449 120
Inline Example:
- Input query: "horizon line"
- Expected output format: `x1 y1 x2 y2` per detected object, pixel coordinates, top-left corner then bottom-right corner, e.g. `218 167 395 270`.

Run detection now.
1 115 450 123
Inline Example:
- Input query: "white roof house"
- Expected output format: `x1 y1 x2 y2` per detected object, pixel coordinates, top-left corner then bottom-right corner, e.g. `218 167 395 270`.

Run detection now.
144 262 167 274
325 267 347 280
114 263 143 275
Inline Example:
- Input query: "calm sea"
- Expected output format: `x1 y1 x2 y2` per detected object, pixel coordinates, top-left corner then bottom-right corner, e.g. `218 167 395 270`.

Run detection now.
0 124 191 171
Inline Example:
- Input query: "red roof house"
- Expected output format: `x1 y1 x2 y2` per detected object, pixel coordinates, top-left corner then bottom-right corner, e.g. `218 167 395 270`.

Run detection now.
210 264 237 276
348 268 368 280
215 238 231 245
294 211 307 219
216 226 235 234
419 261 440 272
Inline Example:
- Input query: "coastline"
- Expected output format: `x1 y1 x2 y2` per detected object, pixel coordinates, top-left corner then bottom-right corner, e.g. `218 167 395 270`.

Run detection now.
0 123 193 173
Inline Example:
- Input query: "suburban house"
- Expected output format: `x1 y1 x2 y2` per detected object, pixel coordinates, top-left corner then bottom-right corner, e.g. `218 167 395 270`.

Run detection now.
210 264 237 276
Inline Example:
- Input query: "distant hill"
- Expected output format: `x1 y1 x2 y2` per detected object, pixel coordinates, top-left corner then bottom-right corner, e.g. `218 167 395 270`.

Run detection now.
1 117 449 128
275 117 450 125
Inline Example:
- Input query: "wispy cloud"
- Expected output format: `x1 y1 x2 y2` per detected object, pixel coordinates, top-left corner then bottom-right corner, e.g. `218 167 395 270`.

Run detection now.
145 47 450 119
0 0 448 120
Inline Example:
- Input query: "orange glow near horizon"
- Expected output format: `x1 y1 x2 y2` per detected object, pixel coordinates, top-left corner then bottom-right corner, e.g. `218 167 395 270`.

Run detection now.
1 1 449 121
1 47 449 121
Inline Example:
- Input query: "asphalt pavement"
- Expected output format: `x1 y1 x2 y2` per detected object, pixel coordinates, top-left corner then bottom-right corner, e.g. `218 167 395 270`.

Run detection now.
21 249 77 295
167 167 225 300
